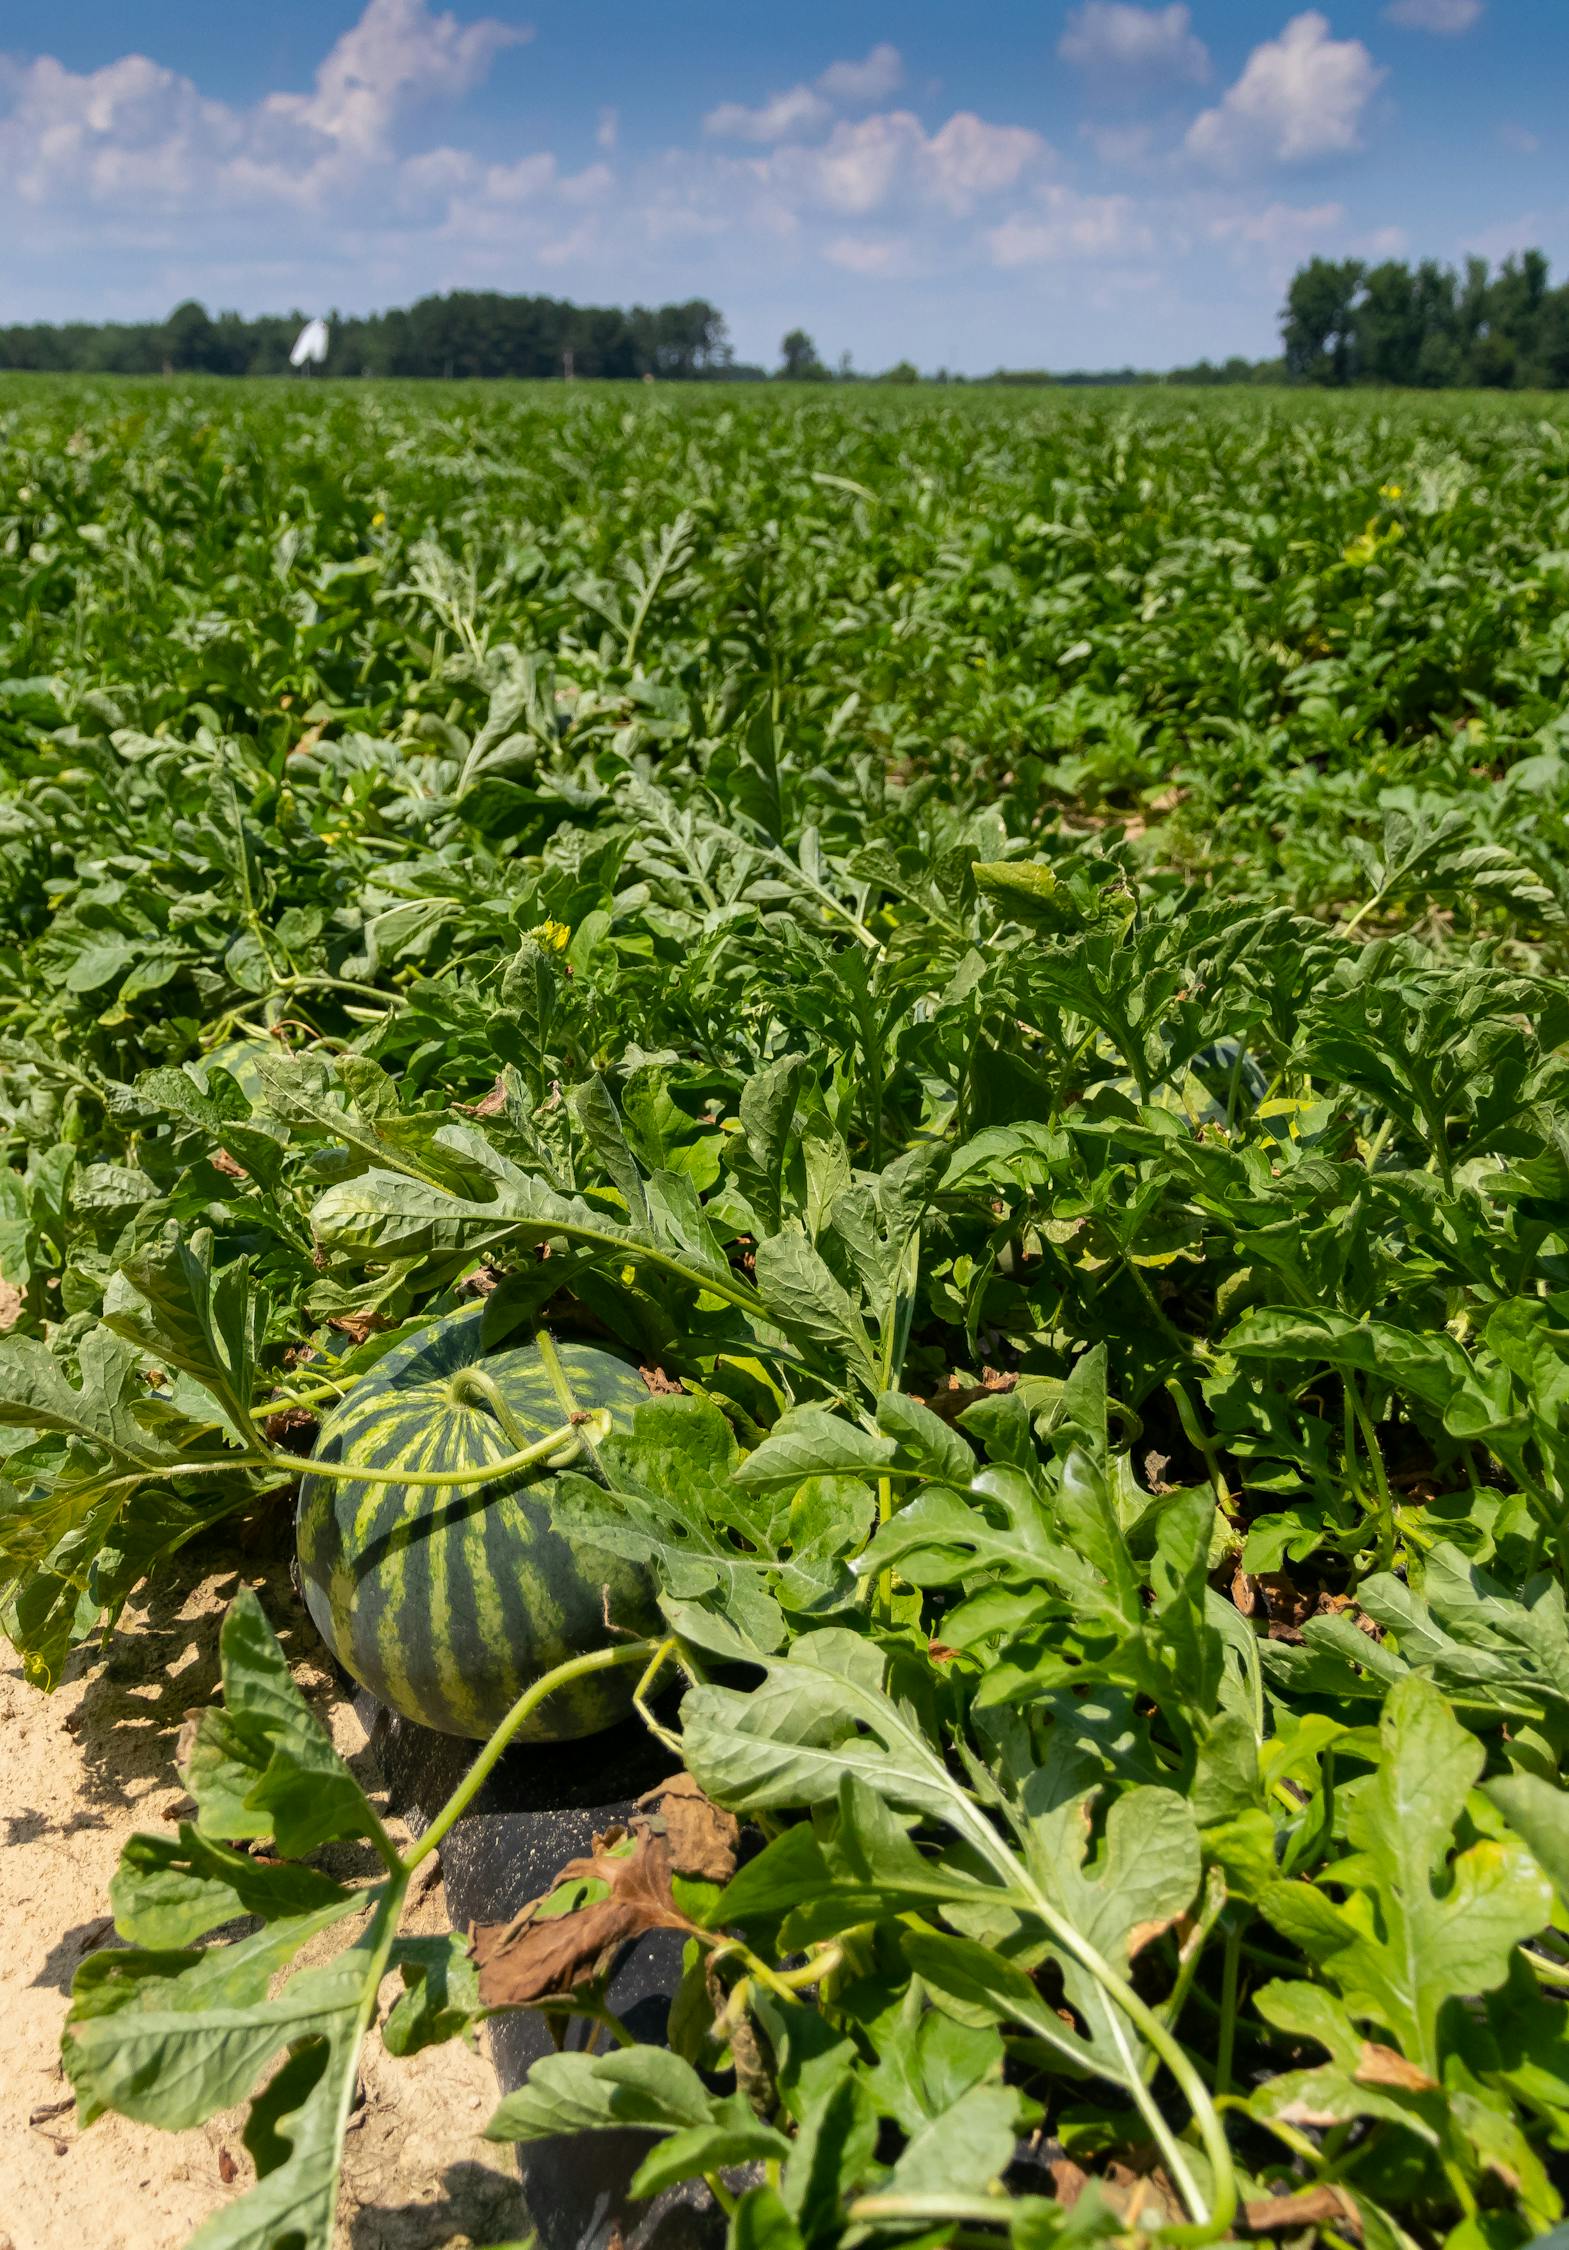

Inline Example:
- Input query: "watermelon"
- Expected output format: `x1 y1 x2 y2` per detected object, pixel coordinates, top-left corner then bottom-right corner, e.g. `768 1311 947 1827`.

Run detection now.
296 1307 660 1741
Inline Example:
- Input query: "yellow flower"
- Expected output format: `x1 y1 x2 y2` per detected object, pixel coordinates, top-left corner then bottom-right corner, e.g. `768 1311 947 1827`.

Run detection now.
371 510 386 527
1378 483 1403 501
532 919 572 951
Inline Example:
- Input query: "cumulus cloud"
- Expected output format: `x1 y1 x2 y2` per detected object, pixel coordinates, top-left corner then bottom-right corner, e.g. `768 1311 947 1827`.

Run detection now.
760 110 1049 218
704 44 906 143
704 85 831 145
596 105 619 151
1185 12 1384 170
1384 0 1483 31
1059 3 1210 83
0 0 528 218
262 0 524 160
986 184 1152 267
819 45 904 104
823 233 913 276
0 51 239 210
1081 120 1156 166
1207 198 1347 250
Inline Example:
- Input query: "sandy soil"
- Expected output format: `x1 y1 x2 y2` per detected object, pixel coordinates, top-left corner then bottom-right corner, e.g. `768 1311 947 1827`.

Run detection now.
0 1527 527 2250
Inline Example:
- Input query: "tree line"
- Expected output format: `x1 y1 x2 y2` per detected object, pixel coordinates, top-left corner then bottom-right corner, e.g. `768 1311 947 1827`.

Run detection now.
0 292 740 381
2 251 1567 387
1280 250 1569 389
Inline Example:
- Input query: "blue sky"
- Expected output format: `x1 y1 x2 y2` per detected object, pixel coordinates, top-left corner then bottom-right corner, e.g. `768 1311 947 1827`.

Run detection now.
0 0 1563 371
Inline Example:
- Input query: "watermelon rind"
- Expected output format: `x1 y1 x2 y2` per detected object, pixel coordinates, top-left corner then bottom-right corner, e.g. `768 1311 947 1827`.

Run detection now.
296 1306 660 1741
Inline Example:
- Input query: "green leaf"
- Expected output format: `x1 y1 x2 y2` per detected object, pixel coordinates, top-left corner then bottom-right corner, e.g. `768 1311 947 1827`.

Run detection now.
629 2111 792 2199
103 1223 265 1445
486 2046 720 2142
1261 1675 1551 2073
736 1407 895 1490
383 1933 482 2057
110 1826 354 1948
879 2081 1020 2199
181 1590 388 1860
875 1389 976 1486
1484 1771 1569 1905
551 1395 791 1649
751 1229 879 1384
730 2185 806 2250
0 1324 168 1465
779 2071 879 2244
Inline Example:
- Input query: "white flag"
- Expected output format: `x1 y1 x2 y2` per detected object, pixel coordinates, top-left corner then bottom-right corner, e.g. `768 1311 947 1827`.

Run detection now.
290 318 329 368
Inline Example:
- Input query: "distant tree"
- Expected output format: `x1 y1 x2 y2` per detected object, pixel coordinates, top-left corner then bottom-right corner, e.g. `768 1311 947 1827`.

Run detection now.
163 299 222 373
1272 246 1569 392
1356 261 1429 386
880 360 921 384
779 329 826 380
1281 259 1364 384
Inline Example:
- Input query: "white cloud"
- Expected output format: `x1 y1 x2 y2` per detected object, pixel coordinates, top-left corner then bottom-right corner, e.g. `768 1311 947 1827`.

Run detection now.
1207 198 1347 249
1185 12 1384 170
761 110 1049 218
479 153 566 203
818 44 904 104
926 114 1047 206
1362 223 1409 256
1499 122 1539 156
262 0 524 160
596 105 619 151
823 233 912 276
0 0 529 219
704 85 831 145
0 51 239 210
764 115 907 214
704 45 906 143
1384 0 1483 32
1081 120 1156 166
1059 4 1209 82
986 184 1151 266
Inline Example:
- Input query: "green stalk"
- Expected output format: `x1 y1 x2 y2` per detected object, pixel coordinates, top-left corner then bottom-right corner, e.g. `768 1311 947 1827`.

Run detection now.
448 1363 593 1458
275 972 400 1007
278 1416 602 1489
1215 1920 1242 2098
857 1689 1237 2240
404 1638 661 1874
92 1416 599 1499
1165 1376 1232 1512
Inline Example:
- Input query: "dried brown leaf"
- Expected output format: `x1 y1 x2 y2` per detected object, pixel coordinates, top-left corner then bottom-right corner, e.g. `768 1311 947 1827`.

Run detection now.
1240 2187 1361 2238
1126 1914 1180 1960
1256 1572 1313 1628
472 1802 712 2008
458 1079 509 1119
635 1772 739 1881
1355 2041 1437 2093
921 1370 1018 1424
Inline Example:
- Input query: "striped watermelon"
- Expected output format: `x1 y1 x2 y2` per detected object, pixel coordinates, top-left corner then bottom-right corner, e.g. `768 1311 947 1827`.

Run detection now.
296 1307 660 1741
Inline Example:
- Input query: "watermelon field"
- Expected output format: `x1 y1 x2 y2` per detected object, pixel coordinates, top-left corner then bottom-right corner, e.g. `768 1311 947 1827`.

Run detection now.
4 374 1569 2250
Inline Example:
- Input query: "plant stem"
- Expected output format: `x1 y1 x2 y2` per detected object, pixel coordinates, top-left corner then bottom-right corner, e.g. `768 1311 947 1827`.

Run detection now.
1215 1919 1242 2098
282 1416 597 1489
403 1638 659 1874
1165 1375 1232 1512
